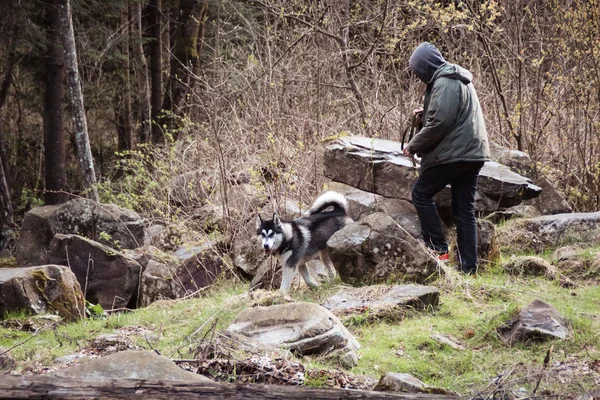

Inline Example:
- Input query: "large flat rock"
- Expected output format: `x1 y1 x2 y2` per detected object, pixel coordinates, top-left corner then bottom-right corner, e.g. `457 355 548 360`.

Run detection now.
52 350 212 382
322 285 439 320
324 137 541 214
226 302 360 366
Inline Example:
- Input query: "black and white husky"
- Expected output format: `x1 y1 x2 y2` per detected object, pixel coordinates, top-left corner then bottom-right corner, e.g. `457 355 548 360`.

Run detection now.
256 191 351 292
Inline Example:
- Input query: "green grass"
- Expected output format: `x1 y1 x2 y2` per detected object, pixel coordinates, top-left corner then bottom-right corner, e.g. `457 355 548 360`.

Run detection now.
1 263 599 397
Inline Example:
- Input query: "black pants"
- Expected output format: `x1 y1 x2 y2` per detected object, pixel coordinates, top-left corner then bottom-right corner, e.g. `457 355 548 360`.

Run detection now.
411 161 484 273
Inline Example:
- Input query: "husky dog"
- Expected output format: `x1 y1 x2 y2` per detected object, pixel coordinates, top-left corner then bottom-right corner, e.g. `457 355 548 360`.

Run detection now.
256 191 351 292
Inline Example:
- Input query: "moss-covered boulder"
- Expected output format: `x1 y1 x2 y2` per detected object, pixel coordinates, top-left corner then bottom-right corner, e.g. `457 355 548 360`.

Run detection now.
0 265 84 321
15 199 146 267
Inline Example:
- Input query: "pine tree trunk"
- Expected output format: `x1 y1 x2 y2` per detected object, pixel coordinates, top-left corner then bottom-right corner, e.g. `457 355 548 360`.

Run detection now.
43 0 69 205
161 0 207 138
130 1 151 144
0 122 13 229
149 0 163 143
117 4 133 152
0 14 18 226
57 0 99 201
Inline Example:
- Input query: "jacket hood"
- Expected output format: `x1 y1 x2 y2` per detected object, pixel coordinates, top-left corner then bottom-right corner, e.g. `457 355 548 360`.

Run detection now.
432 63 472 84
409 42 447 83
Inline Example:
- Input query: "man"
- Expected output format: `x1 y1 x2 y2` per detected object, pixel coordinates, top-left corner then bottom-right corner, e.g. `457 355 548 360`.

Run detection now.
403 42 490 274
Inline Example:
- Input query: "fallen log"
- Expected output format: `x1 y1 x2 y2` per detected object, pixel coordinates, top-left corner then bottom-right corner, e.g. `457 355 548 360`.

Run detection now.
0 374 460 399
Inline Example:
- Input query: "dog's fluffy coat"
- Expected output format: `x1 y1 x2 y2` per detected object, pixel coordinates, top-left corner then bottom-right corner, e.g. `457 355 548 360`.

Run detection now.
256 191 351 292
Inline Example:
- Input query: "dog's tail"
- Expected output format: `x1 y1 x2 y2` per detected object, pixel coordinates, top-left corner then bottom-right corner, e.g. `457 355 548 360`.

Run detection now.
306 191 348 216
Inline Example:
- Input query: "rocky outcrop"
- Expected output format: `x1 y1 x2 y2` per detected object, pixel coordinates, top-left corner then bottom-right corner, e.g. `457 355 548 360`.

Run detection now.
327 213 438 285
47 234 142 310
0 265 84 321
489 143 572 215
16 199 146 266
321 285 439 321
324 137 541 214
226 302 360 367
500 300 569 344
496 212 600 253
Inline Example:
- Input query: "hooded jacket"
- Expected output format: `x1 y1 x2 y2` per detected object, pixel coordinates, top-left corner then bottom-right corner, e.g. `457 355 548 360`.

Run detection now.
407 43 490 171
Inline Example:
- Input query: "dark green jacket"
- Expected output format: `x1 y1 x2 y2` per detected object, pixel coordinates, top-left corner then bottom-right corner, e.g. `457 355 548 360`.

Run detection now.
406 63 490 170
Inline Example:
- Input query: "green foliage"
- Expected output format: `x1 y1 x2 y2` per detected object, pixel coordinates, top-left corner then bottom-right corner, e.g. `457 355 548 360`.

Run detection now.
85 300 105 319
17 188 44 212
96 144 178 222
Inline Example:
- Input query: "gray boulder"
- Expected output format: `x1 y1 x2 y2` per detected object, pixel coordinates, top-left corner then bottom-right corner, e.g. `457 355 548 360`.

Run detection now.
373 372 456 395
502 256 557 279
0 265 84 321
500 300 569 344
16 199 145 266
489 143 572 215
486 204 541 224
172 240 227 296
322 284 439 321
327 213 438 285
226 302 360 367
47 234 142 310
324 137 541 214
139 240 228 307
139 260 178 306
330 183 421 238
497 212 600 253
52 350 212 382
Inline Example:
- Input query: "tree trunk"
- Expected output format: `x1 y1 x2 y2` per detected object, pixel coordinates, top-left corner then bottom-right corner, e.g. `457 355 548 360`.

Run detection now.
0 12 18 226
43 0 69 205
0 122 13 229
149 0 163 143
161 0 207 138
0 375 456 399
117 3 133 152
130 1 151 144
57 0 99 201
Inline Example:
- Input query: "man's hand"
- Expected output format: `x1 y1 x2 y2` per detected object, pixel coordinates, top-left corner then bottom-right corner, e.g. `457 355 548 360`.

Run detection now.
412 107 424 127
403 147 413 157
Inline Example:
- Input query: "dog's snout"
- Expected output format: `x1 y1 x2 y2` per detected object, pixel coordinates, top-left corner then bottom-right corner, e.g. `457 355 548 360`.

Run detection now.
263 243 270 250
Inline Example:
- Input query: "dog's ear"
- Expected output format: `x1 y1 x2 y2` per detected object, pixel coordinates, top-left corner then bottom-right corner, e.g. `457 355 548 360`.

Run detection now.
273 213 281 228
256 215 262 231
